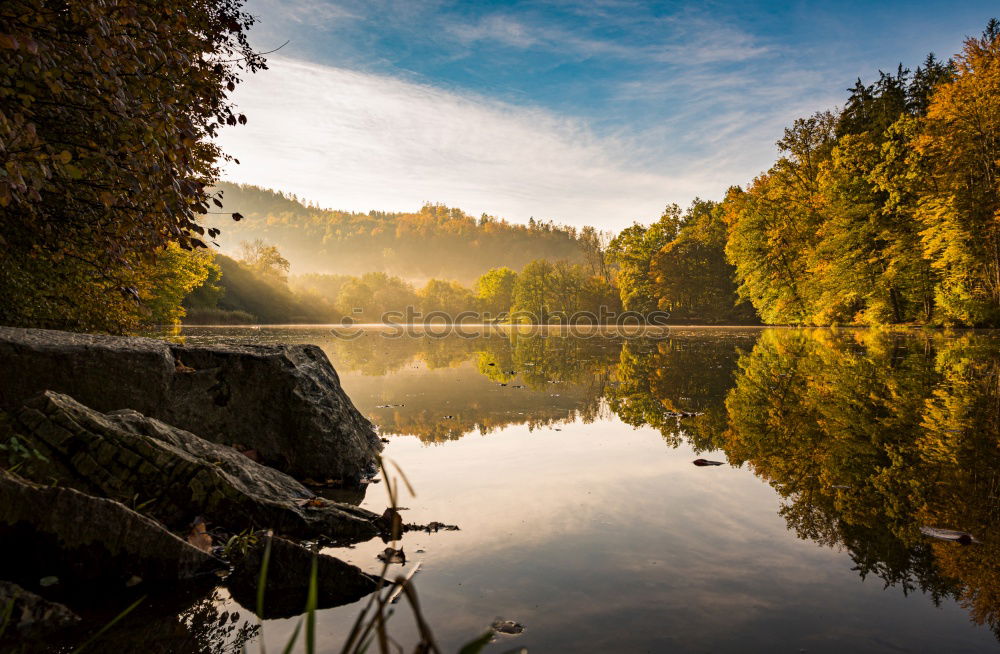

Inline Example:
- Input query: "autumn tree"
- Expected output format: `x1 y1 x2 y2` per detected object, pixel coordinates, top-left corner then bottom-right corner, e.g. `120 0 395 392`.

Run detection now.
238 239 291 282
419 279 477 318
0 0 263 332
915 19 1000 324
142 244 218 325
474 267 518 317
651 199 757 323
606 206 682 315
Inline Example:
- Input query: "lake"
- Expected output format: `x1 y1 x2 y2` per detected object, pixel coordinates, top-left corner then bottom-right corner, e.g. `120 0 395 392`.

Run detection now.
141 326 1000 652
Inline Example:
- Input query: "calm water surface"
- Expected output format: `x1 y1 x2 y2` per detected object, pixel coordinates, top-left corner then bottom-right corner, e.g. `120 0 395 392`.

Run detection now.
150 326 1000 652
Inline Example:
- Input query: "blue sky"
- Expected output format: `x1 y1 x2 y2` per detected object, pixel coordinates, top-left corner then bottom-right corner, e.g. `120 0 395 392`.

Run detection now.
218 0 998 230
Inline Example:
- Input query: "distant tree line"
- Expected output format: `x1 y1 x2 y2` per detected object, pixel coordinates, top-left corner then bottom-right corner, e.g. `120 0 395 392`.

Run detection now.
209 182 609 285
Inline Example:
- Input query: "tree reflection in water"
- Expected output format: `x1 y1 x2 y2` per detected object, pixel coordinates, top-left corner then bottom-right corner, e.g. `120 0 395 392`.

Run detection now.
332 327 1000 639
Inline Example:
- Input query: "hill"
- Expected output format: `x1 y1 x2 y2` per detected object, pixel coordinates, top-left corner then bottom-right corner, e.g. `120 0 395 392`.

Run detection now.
207 182 603 284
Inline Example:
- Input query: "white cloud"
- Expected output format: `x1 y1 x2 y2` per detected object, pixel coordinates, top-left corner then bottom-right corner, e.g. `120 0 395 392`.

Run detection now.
217 56 737 229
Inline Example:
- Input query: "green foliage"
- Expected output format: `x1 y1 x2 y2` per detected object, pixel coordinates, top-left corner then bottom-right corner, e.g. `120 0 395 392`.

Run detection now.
511 259 617 322
239 239 291 282
606 205 682 314
651 199 757 323
206 253 330 324
419 279 477 317
0 0 263 333
142 244 217 325
474 267 518 317
914 24 1000 324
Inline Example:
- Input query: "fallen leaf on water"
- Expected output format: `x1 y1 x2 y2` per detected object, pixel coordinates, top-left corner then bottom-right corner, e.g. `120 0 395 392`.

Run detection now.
187 517 213 553
692 459 724 467
920 526 977 545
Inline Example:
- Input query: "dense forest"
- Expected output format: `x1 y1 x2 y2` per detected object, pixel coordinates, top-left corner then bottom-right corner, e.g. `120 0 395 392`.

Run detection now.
723 21 1000 326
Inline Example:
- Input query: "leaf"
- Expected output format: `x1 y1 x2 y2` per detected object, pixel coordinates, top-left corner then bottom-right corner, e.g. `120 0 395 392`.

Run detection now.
692 458 724 466
377 547 405 564
63 164 83 179
231 212 243 221
187 517 213 553
57 150 72 164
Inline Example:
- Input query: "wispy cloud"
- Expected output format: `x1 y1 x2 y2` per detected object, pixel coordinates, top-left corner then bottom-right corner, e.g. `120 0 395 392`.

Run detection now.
445 11 772 65
217 57 732 229
249 0 359 27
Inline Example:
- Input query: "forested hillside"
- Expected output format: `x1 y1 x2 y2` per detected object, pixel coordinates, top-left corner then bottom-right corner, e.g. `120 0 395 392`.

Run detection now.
209 182 602 283
723 21 1000 325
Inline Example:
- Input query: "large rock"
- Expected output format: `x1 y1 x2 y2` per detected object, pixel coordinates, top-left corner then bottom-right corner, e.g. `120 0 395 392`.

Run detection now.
0 469 225 586
10 392 381 542
0 326 381 481
0 580 80 636
227 536 380 619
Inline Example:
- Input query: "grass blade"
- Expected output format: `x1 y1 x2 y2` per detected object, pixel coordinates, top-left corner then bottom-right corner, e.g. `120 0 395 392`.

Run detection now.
281 620 302 654
70 595 145 654
457 631 493 654
305 552 318 653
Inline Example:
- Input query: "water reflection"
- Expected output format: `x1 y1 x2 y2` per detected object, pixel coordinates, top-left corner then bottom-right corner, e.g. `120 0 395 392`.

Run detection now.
722 329 1000 639
150 326 1000 649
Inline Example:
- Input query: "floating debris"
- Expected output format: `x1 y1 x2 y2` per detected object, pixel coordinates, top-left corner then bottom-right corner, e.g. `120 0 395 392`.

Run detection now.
378 547 406 564
492 619 525 635
666 411 704 419
388 562 422 604
920 526 978 545
692 459 724 467
375 404 405 408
